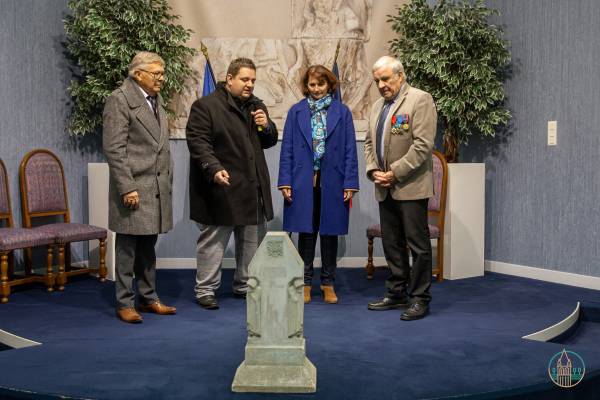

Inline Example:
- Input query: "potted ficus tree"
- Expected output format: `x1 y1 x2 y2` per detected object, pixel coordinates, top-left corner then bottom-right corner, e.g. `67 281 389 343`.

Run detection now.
63 0 195 136
388 0 511 162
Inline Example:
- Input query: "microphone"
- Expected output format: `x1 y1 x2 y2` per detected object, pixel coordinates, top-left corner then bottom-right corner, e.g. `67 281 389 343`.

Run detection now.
253 105 266 132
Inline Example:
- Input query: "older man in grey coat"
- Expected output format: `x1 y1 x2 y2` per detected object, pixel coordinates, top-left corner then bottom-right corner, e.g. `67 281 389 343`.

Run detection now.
103 51 176 323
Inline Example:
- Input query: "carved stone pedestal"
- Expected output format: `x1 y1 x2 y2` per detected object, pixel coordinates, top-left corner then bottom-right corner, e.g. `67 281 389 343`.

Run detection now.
232 341 316 393
231 232 316 393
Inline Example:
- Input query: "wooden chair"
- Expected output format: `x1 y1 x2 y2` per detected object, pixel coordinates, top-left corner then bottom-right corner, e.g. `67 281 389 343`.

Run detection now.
365 150 448 282
0 158 56 303
19 149 107 290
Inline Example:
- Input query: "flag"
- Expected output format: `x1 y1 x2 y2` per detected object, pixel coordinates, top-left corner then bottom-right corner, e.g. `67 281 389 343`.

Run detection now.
332 61 342 101
332 40 349 206
202 61 216 97
332 39 342 101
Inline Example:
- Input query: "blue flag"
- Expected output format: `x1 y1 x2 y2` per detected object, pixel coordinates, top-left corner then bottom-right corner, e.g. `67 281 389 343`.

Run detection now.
332 61 342 101
202 61 216 97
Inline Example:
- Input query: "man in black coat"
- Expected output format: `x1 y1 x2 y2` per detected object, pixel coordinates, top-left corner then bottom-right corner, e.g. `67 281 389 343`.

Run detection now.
186 58 278 309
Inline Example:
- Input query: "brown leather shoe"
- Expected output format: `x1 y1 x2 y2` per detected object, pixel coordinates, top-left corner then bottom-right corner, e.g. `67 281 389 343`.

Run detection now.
139 301 177 315
304 286 311 304
321 285 338 304
117 307 143 323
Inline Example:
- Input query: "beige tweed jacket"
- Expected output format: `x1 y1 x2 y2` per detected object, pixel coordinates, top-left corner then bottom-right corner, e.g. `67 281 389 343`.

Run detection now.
364 83 437 202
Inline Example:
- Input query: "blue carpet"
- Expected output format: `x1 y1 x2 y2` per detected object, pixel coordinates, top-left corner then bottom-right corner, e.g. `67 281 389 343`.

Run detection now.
0 269 599 400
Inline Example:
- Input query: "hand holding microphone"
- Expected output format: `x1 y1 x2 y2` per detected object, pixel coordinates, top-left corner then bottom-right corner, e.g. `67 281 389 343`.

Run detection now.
251 108 268 132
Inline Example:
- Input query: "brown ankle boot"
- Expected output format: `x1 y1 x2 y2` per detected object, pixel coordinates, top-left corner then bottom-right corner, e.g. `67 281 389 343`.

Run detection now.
320 285 338 304
304 286 311 304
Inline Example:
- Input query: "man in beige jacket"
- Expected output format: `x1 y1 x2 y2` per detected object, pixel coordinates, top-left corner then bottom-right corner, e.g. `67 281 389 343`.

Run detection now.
364 56 437 320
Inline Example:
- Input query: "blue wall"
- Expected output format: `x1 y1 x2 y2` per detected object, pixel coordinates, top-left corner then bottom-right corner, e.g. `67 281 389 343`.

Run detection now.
0 0 104 263
463 0 600 276
3 0 598 276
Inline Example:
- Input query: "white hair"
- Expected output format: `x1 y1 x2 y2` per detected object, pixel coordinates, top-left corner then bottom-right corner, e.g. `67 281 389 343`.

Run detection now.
372 56 405 76
128 51 165 78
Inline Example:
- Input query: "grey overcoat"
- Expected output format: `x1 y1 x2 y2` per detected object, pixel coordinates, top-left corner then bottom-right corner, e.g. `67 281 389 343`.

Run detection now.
102 77 173 235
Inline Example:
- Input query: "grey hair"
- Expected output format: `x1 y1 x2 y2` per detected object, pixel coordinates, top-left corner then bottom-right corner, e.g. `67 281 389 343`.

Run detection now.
372 56 405 76
128 51 165 78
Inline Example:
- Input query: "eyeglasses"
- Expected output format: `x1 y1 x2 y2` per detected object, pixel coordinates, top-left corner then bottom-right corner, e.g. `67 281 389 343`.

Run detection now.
140 69 165 80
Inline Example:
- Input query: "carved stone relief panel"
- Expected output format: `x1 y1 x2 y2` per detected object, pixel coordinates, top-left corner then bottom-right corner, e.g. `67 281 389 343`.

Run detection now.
292 0 372 40
168 0 373 139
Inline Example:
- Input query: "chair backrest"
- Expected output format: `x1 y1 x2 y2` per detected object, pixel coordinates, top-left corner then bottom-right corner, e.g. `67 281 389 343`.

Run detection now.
19 149 70 227
0 158 13 227
428 150 448 216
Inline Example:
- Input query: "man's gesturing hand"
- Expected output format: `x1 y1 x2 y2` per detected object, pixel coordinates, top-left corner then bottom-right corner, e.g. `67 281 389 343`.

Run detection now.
214 170 230 186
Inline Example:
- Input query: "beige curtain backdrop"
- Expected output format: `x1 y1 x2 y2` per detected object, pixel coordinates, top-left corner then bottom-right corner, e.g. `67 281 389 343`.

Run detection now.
167 0 410 139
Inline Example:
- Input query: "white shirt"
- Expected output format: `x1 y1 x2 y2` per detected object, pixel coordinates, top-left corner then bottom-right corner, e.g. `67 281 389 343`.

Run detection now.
134 80 156 113
378 83 405 165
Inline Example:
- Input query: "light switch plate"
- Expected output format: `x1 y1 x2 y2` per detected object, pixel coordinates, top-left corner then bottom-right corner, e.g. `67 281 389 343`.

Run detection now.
548 120 557 146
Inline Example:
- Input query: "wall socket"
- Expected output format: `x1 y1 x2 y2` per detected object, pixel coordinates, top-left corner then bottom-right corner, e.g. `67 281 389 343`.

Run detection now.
547 120 557 146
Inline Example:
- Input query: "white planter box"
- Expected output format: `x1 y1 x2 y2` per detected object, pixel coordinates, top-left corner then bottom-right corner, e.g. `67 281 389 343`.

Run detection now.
443 163 485 280
88 163 116 281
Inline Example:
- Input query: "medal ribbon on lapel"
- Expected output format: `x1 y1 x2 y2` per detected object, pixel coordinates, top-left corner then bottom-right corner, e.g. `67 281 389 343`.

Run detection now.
391 114 410 135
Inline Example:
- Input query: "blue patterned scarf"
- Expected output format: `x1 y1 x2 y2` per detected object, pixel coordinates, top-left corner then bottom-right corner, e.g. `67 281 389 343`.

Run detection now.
307 94 333 170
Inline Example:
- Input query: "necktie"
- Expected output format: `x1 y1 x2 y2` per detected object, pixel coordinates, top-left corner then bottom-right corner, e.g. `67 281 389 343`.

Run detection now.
375 101 393 169
147 96 159 121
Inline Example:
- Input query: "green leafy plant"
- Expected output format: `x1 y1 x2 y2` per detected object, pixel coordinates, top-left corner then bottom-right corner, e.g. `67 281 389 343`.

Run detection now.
64 0 195 136
389 0 511 162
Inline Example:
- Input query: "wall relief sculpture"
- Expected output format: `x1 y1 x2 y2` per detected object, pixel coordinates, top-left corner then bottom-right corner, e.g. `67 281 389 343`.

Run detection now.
168 0 373 140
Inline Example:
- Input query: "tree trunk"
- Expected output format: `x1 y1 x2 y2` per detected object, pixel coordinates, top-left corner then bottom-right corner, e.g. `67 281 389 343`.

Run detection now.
442 128 459 163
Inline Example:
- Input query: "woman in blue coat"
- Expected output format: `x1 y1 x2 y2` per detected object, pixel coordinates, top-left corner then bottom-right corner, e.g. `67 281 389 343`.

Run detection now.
278 65 359 304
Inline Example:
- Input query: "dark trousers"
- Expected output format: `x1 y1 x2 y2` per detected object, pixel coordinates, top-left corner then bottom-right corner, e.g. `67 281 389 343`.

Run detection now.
379 195 432 305
298 186 338 286
115 233 159 309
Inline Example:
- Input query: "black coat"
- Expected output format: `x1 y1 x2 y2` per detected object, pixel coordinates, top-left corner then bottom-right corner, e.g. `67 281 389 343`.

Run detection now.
186 83 278 225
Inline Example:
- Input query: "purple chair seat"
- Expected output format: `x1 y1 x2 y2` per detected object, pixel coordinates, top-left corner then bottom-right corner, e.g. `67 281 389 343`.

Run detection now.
34 223 107 244
428 224 439 239
0 227 55 251
366 223 439 239
366 224 382 238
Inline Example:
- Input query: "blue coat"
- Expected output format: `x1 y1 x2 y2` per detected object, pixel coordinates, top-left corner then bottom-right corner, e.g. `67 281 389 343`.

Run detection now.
278 98 359 235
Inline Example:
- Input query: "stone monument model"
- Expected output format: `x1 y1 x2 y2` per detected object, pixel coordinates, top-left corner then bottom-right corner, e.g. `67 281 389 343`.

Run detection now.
231 232 316 393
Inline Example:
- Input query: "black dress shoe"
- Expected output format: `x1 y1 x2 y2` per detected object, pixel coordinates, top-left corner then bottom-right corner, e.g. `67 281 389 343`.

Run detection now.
197 295 219 310
400 303 429 320
233 292 247 299
367 296 410 311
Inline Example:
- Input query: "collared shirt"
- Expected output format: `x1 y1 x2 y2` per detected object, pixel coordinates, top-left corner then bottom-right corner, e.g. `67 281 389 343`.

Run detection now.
134 81 157 114
376 83 405 166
